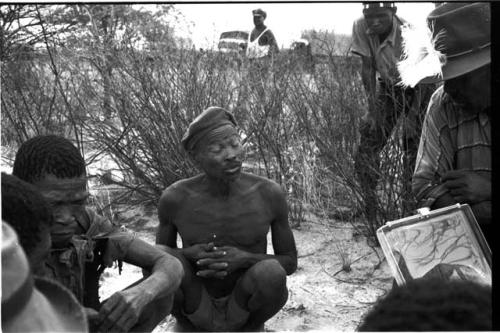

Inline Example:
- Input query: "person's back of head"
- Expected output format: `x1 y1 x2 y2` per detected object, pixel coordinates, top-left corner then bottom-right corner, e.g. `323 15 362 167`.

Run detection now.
12 135 85 184
1 173 53 271
357 278 492 331
1 221 88 332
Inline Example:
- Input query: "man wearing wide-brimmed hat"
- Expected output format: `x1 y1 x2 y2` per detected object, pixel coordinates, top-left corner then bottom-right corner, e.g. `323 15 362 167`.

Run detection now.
247 8 279 60
351 2 435 226
398 3 491 244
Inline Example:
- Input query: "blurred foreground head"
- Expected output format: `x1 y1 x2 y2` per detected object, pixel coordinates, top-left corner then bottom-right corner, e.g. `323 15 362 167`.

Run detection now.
1 173 53 272
357 278 492 331
13 134 86 183
1 222 88 332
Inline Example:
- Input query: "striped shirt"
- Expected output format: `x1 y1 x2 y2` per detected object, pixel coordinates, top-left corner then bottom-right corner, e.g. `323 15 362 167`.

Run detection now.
412 86 491 208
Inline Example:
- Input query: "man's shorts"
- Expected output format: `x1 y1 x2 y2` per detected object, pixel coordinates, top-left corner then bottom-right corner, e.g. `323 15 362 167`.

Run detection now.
183 284 250 331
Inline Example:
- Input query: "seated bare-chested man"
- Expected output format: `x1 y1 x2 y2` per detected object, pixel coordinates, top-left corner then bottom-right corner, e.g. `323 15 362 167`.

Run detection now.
156 106 298 332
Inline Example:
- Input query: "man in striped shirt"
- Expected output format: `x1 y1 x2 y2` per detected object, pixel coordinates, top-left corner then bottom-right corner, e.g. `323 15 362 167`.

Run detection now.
398 3 491 244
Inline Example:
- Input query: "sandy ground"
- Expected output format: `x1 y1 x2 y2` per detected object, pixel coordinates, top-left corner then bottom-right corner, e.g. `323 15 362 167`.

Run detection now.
99 205 394 332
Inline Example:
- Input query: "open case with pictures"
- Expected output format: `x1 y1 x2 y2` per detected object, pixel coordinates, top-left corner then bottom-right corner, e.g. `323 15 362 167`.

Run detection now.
377 204 491 287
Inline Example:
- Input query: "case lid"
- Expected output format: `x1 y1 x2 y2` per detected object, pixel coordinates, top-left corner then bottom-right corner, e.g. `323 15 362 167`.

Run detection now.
377 204 491 286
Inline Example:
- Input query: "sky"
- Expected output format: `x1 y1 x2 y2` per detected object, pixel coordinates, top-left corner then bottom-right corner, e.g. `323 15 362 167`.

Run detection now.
168 2 436 49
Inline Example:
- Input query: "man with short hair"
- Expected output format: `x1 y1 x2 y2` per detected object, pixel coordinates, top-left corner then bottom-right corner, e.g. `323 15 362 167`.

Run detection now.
351 2 434 224
12 135 184 332
156 106 297 331
247 8 279 61
398 3 491 245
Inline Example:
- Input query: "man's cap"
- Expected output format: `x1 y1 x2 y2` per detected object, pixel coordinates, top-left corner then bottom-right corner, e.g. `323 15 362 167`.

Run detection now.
252 8 267 18
181 107 238 152
363 2 396 10
398 2 490 87
1 221 88 332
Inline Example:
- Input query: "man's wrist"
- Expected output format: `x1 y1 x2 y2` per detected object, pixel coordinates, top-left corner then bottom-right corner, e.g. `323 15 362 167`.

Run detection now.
241 251 267 269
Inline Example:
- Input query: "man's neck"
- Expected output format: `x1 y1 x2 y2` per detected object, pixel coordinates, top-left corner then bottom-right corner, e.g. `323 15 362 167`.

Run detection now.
254 24 266 31
201 175 239 199
377 16 394 43
378 27 392 43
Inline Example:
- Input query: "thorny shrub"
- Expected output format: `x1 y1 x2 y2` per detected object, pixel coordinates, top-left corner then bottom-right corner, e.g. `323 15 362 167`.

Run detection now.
1 33 432 242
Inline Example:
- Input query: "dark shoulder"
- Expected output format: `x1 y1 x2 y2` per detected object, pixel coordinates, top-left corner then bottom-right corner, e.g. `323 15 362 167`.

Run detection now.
159 174 205 210
239 172 285 200
264 28 275 36
426 86 449 120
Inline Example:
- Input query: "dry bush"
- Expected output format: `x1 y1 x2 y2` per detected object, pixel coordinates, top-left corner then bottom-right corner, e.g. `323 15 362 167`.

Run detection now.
1 23 431 240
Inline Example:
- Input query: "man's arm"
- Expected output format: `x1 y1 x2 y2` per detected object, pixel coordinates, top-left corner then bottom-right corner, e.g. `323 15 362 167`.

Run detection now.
265 182 298 274
157 187 180 249
360 56 377 119
412 88 455 209
95 233 184 332
351 18 377 124
266 29 279 56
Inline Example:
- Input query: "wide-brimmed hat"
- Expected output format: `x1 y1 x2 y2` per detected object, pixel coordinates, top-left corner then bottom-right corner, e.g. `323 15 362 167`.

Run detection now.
398 2 490 87
1 222 88 332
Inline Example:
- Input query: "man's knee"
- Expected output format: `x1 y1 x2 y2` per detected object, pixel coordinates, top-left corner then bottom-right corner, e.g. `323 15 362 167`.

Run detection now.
248 259 287 293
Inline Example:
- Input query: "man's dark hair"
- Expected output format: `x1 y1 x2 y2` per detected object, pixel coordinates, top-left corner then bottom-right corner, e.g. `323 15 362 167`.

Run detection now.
1 173 54 256
12 135 85 183
358 278 492 331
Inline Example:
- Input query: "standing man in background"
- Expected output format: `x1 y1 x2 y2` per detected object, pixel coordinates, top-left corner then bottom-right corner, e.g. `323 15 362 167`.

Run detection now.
247 8 279 61
351 2 434 228
244 8 280 113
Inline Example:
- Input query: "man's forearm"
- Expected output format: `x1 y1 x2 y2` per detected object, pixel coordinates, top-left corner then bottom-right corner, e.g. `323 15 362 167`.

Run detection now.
243 252 297 275
361 61 376 110
430 192 457 209
134 255 184 301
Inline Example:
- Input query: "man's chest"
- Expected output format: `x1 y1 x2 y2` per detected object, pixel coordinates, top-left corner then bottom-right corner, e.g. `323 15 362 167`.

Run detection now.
174 194 273 247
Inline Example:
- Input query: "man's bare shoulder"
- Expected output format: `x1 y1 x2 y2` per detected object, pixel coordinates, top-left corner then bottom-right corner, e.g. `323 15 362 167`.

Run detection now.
160 174 204 203
239 172 284 197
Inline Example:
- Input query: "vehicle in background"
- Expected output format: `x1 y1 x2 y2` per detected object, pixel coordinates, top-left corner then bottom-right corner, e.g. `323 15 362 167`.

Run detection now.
218 30 249 55
289 38 315 72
